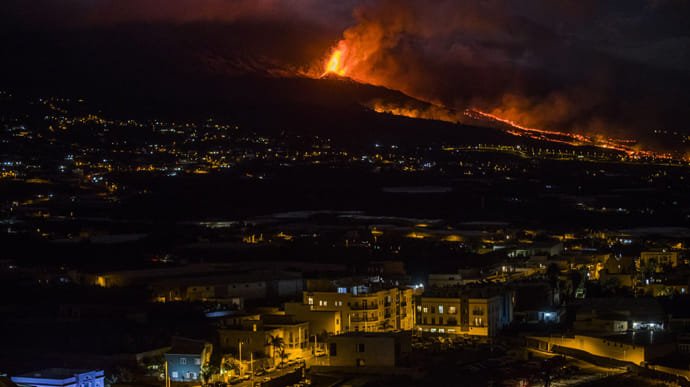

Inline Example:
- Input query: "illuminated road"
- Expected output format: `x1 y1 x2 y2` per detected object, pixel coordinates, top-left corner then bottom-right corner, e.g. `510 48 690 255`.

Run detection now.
528 348 627 386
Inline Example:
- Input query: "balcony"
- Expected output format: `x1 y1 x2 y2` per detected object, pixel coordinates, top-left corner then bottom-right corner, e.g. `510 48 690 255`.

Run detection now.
351 316 379 323
350 303 379 310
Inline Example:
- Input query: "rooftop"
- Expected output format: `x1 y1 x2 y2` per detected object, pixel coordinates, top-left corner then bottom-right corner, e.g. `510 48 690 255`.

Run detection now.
333 331 410 339
603 332 675 347
573 297 665 320
168 337 209 355
15 369 90 380
421 284 509 299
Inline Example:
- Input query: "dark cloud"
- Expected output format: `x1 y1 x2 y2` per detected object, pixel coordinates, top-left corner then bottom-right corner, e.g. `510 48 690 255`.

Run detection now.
1 0 356 27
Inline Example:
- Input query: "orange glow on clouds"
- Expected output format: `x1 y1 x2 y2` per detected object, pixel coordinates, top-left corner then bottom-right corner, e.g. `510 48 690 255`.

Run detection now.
316 27 686 162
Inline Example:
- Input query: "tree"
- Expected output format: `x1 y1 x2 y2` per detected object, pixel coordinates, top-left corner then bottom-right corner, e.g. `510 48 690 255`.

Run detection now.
601 277 620 295
200 364 218 385
221 358 240 375
546 263 561 304
266 335 285 365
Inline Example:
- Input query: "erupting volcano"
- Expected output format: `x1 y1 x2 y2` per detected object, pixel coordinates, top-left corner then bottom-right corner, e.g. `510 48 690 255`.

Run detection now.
313 36 684 161
322 43 348 77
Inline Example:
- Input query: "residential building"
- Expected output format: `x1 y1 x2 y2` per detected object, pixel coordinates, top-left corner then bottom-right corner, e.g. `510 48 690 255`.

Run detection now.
327 332 412 367
152 271 303 303
507 242 564 258
427 269 483 287
599 256 635 288
640 251 680 272
511 281 561 324
301 279 415 333
284 302 342 335
11 369 104 387
572 297 665 335
165 337 212 383
218 314 310 361
415 285 513 337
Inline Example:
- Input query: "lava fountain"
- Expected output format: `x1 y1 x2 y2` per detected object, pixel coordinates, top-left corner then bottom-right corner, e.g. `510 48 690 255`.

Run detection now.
322 42 349 77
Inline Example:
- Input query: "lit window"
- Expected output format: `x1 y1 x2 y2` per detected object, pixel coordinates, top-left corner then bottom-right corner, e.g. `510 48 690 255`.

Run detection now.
195 358 201 365
180 357 187 365
308 297 313 305
449 306 457 314
438 305 444 314
422 307 428 313
172 372 179 379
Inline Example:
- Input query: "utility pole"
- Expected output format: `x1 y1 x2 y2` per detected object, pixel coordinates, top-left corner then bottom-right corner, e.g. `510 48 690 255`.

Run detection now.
238 340 243 377
250 353 254 380
164 359 170 387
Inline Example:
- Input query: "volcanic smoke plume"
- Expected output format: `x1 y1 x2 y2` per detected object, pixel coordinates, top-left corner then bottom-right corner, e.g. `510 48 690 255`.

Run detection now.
319 0 690 147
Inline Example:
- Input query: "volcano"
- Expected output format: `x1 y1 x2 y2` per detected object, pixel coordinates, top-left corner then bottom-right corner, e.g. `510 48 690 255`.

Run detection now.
78 73 535 149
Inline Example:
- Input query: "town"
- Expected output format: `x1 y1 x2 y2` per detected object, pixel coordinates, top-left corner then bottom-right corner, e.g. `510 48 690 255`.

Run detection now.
2 90 690 387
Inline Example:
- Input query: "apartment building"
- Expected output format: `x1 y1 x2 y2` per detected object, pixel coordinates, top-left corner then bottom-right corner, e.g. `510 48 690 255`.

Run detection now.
300 279 415 333
415 285 513 337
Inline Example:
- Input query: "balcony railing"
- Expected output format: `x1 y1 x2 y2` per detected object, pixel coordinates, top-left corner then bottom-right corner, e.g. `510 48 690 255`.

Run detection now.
350 303 379 310
351 316 379 322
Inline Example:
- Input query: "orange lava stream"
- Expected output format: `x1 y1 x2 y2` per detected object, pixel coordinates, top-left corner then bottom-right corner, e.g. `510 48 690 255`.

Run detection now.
468 109 680 160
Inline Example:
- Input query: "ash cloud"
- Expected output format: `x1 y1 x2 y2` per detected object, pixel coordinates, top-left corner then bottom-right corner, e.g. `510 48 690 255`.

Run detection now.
332 0 690 142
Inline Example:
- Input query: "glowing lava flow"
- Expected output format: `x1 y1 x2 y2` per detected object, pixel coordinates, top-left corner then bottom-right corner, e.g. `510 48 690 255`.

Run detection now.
368 101 678 160
469 110 588 143
466 110 677 159
468 109 640 155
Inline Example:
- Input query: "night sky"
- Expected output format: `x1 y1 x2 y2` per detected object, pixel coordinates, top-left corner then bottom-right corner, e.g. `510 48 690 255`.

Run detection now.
1 0 689 142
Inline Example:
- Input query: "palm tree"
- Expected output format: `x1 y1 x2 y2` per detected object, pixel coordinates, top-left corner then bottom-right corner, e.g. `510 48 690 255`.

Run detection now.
200 364 218 386
266 335 285 365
